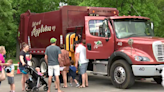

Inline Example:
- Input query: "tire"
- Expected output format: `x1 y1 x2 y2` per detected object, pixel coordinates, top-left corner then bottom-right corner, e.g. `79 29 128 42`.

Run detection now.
43 86 48 91
25 86 31 92
40 58 48 74
154 77 162 84
110 59 135 89
31 58 39 69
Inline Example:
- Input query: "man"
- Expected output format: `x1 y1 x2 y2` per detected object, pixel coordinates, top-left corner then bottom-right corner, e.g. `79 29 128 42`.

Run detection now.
74 41 89 88
45 38 63 92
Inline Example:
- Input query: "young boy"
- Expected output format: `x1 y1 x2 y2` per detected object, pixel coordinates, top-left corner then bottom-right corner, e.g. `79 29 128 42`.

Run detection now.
6 59 15 92
69 60 79 87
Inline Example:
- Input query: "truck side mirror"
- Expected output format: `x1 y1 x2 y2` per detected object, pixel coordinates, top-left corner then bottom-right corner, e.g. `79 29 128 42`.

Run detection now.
151 22 154 33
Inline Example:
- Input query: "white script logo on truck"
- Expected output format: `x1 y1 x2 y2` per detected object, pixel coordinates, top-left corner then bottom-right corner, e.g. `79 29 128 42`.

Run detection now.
31 20 56 37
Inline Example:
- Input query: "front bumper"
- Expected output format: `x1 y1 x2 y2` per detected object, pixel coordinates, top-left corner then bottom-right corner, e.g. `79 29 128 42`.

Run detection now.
132 65 164 76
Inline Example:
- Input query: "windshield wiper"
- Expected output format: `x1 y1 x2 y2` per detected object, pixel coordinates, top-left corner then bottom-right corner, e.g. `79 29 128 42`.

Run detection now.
127 33 138 37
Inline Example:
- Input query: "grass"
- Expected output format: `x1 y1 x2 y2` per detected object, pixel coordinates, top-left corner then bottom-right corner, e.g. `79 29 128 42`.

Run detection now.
5 58 19 70
5 58 19 64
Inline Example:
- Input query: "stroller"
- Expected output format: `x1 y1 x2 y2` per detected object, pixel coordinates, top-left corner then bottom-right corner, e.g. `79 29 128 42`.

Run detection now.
24 66 48 92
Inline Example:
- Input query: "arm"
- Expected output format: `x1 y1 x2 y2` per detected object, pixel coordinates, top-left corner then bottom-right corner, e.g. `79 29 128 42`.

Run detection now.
0 60 9 66
45 55 48 64
7 65 15 76
75 47 80 68
45 48 48 64
20 55 26 66
75 53 80 68
30 54 32 59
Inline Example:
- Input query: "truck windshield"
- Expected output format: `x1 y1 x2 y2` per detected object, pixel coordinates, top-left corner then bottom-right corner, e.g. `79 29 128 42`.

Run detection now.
113 19 154 38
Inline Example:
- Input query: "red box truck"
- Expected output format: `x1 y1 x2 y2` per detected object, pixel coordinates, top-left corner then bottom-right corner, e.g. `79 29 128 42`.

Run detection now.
18 5 164 89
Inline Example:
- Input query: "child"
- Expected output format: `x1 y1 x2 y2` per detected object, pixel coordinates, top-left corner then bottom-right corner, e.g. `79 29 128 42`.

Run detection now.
6 59 15 92
69 60 79 87
35 67 43 76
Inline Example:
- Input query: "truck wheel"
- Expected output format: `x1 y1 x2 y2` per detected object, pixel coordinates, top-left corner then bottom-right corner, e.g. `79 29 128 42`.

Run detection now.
110 59 135 89
154 77 162 84
31 58 39 69
40 58 48 73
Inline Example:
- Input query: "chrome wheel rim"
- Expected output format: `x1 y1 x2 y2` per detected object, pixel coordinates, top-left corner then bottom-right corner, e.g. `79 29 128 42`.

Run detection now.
41 62 47 73
114 66 126 84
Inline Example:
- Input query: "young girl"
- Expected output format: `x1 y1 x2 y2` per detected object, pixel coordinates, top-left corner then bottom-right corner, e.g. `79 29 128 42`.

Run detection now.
35 67 43 76
69 60 79 87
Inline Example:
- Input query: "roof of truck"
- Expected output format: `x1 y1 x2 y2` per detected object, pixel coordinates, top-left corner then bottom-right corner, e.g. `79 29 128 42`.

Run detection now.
109 15 150 20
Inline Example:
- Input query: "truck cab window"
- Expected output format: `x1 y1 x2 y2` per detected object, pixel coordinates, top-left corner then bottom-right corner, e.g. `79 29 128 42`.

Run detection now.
89 20 103 37
89 20 110 37
102 20 111 37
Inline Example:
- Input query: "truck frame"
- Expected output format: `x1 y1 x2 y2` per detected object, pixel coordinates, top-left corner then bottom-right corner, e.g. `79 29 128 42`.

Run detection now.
18 5 164 89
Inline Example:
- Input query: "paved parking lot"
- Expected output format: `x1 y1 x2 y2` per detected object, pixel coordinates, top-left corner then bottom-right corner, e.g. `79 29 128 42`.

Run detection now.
0 72 164 92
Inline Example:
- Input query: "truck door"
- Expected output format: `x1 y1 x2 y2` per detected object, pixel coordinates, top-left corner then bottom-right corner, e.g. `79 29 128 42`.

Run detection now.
85 16 114 59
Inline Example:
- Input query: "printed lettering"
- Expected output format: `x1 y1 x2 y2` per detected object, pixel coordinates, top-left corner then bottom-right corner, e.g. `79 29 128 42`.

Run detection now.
31 20 56 37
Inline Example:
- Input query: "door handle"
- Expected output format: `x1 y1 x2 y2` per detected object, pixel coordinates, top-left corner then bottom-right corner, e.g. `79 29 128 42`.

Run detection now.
87 43 91 50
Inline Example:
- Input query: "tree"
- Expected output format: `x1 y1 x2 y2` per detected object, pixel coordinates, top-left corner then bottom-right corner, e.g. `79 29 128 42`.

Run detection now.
0 0 17 57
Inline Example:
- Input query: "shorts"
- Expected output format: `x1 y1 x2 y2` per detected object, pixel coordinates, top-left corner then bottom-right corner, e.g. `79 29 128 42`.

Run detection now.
19 67 28 74
7 76 14 84
69 70 76 79
48 65 60 76
79 63 88 74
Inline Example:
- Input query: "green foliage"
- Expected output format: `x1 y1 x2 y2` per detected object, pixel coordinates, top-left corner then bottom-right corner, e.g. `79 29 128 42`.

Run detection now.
78 0 161 35
0 0 17 55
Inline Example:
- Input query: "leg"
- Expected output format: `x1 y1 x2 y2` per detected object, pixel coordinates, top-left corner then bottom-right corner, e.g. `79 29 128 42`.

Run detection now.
70 77 73 84
48 76 52 92
81 74 86 87
47 66 53 92
21 74 26 91
62 71 67 87
55 81 58 89
74 79 78 84
85 73 88 87
11 84 15 91
54 65 63 92
79 63 87 88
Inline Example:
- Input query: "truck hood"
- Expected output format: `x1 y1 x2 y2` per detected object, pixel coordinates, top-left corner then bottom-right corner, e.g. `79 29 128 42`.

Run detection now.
117 36 164 64
129 36 164 43
117 36 164 45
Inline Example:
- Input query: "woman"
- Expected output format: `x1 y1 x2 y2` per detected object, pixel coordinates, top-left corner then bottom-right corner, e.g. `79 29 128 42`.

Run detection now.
19 43 30 91
0 46 8 85
58 44 70 88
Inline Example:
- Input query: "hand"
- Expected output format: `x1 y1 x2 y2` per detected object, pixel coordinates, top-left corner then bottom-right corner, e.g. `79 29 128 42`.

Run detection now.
22 62 26 66
75 64 78 69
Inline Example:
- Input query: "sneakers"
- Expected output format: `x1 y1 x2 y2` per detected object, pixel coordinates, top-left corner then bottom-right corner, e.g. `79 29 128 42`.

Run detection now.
76 84 80 87
69 83 79 87
69 83 73 87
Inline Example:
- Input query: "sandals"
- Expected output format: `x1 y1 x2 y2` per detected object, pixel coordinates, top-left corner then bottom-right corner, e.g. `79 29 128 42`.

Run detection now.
78 85 85 88
62 86 67 88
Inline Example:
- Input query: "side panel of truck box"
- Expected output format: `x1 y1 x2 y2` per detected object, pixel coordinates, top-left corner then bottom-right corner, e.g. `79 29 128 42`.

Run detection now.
28 10 62 48
61 6 88 39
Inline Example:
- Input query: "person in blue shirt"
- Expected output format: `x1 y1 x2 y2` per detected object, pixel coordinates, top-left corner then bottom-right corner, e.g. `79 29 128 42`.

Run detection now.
69 60 79 87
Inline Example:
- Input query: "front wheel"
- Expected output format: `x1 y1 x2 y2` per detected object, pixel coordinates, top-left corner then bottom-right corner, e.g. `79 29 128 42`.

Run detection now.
154 77 162 84
40 58 48 73
110 60 135 89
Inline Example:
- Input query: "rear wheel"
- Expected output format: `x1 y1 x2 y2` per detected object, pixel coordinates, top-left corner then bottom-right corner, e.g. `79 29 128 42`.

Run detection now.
154 77 162 84
110 60 135 89
40 58 48 73
31 58 39 69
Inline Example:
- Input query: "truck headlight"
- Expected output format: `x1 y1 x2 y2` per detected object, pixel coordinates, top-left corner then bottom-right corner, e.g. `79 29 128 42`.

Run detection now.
134 56 150 61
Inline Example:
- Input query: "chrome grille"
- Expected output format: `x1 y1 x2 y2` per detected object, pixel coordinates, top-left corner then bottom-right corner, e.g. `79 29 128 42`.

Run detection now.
156 44 164 61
